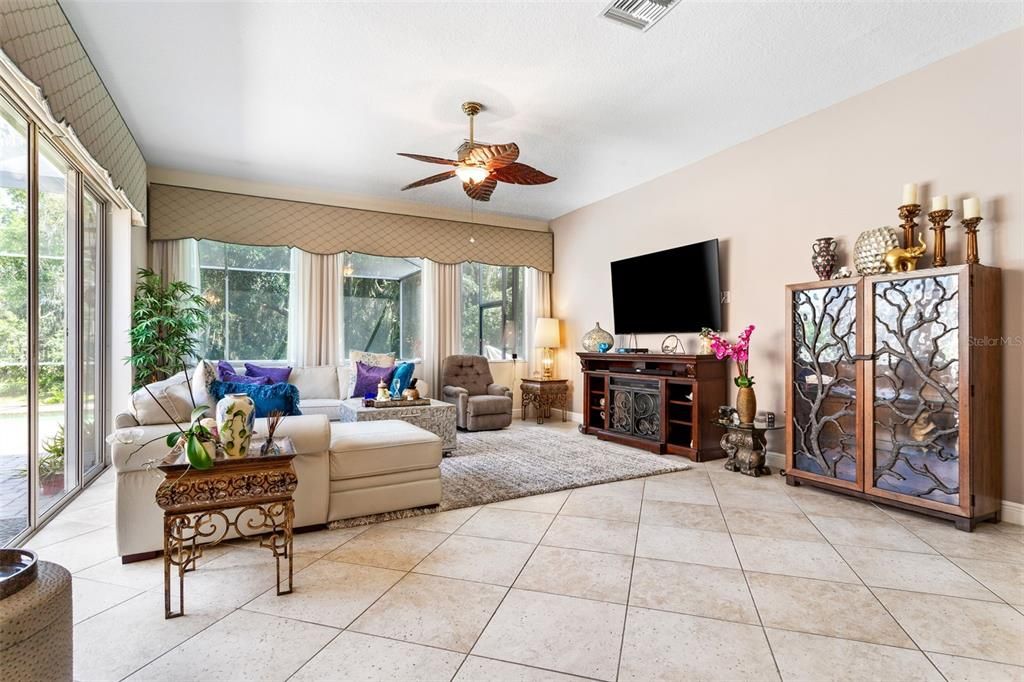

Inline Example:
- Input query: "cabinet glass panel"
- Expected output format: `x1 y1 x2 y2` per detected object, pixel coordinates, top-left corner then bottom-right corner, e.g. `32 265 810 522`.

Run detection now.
871 274 960 505
791 284 858 481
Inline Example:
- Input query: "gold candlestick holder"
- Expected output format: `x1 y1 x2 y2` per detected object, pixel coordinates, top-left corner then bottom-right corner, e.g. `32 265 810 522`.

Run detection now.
961 216 982 265
927 209 953 267
898 204 922 249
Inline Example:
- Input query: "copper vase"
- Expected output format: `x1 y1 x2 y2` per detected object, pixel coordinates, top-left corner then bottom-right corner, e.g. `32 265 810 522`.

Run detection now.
736 387 757 425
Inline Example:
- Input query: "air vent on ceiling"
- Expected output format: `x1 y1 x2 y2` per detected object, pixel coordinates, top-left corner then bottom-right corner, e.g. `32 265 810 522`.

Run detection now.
601 0 680 32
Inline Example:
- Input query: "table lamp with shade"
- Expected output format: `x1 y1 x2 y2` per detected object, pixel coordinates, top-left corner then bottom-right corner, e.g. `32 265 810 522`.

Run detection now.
534 317 561 380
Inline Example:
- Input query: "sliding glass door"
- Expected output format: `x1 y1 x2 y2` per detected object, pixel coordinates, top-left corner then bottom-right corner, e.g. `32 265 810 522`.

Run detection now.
0 92 107 547
0 96 30 545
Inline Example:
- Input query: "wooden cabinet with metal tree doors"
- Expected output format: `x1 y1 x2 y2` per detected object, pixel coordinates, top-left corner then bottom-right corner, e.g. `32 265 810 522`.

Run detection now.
785 265 1003 531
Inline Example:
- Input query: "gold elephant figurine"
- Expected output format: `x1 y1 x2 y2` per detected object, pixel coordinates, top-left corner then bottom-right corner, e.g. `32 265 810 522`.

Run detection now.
884 234 927 272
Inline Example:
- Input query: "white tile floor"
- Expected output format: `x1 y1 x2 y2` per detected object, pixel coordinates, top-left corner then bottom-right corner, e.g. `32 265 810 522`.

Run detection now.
24 423 1024 682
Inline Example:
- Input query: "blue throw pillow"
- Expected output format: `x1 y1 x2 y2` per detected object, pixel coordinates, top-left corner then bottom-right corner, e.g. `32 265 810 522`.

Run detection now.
390 362 416 397
210 380 302 418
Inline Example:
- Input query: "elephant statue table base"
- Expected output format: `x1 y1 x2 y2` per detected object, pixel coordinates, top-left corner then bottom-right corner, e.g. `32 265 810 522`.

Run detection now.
718 422 784 477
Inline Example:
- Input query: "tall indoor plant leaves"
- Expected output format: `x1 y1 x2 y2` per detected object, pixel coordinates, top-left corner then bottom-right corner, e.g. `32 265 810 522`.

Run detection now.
126 268 210 390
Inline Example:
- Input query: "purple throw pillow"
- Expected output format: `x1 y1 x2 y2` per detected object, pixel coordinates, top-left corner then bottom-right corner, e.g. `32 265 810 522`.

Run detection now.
221 372 270 385
352 361 395 399
217 360 237 381
244 362 292 384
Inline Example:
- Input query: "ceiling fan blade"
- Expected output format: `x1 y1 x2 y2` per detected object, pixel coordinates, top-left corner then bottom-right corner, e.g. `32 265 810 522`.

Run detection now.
397 152 458 166
401 170 456 191
463 176 497 202
492 162 557 185
467 143 520 170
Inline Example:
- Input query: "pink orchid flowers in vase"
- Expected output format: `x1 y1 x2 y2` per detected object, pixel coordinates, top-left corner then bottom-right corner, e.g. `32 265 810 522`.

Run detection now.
709 325 757 424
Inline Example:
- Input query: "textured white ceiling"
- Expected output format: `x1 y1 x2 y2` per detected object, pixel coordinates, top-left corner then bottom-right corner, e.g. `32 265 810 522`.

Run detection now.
60 1 1021 221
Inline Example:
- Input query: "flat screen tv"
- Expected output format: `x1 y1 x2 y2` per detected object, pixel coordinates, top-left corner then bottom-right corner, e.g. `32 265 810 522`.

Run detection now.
610 239 722 334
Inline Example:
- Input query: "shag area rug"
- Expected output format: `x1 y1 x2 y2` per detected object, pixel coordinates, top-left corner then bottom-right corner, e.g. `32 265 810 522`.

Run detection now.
328 424 690 529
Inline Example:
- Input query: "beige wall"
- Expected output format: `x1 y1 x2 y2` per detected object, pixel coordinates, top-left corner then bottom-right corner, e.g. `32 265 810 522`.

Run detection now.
551 30 1023 503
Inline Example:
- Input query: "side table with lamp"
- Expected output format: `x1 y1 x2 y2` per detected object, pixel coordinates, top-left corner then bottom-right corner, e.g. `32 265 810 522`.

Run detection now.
522 318 569 423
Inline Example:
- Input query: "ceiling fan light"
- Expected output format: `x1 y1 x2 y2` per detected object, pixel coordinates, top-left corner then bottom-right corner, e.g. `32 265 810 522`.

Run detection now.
455 165 489 184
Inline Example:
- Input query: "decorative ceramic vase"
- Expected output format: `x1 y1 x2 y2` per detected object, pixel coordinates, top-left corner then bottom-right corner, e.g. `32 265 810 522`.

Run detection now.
854 226 899 275
216 393 255 458
582 322 614 352
811 237 838 280
402 387 420 400
699 336 712 355
736 387 757 425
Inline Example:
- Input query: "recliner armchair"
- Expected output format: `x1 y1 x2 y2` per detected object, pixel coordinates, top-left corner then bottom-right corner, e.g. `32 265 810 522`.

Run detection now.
441 354 513 431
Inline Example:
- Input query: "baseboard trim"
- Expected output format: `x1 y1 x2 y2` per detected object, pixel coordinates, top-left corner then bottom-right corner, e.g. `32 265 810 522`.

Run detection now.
766 451 1022 527
1001 500 1024 526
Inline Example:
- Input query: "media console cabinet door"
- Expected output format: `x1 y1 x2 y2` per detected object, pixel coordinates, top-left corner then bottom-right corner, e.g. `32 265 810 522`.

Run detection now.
863 268 968 516
786 278 864 491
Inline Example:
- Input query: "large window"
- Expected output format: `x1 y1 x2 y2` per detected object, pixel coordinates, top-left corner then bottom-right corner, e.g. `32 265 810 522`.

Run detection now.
344 254 422 360
461 263 525 359
0 93 107 546
198 242 290 361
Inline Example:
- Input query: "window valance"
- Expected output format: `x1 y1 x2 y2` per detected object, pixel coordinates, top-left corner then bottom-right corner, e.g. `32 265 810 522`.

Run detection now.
148 183 553 273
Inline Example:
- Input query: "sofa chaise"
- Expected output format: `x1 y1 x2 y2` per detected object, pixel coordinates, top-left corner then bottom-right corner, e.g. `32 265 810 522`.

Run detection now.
111 366 442 560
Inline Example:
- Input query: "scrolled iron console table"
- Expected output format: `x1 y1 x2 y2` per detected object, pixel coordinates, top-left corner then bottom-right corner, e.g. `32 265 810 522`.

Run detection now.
155 439 297 618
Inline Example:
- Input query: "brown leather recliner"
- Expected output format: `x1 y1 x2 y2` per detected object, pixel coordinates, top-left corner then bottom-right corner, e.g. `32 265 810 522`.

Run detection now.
441 355 513 431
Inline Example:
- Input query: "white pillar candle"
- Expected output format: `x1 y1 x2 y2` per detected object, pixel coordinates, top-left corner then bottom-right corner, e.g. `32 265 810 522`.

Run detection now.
963 197 981 219
902 183 918 205
931 195 948 211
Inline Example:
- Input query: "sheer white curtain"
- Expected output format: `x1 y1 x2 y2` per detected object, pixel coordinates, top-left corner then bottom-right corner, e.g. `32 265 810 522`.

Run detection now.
150 238 199 288
422 259 462 397
525 267 553 379
288 249 344 366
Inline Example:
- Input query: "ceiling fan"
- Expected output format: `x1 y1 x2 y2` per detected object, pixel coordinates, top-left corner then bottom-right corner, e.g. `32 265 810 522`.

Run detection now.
398 101 556 202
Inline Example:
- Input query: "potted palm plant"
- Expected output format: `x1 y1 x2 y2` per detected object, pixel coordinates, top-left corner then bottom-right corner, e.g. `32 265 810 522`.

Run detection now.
126 268 209 390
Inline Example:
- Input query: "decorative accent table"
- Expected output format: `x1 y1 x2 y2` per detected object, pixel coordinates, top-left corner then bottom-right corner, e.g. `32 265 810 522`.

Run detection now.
520 378 569 424
717 421 784 477
339 398 457 453
155 438 297 619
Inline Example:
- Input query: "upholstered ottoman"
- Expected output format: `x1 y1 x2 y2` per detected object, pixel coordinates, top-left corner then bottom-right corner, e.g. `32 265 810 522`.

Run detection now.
327 420 442 522
0 561 73 681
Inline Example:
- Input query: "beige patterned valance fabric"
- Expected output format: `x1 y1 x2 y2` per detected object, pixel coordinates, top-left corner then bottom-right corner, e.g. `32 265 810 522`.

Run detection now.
148 183 554 272
0 0 148 219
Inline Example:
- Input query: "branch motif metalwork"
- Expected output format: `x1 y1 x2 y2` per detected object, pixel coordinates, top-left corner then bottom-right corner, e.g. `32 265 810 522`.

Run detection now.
791 284 858 481
871 274 960 503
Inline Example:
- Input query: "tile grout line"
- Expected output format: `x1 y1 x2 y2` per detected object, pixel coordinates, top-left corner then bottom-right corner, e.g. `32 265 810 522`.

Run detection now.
878 509 1016 607
712 469 784 680
291 505 491 679
449 487 573 681
803 503 942 668
612 478 646 682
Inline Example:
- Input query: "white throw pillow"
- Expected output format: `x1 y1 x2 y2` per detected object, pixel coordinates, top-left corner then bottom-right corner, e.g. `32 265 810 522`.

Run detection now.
191 360 215 416
290 365 340 400
347 351 395 398
130 371 196 425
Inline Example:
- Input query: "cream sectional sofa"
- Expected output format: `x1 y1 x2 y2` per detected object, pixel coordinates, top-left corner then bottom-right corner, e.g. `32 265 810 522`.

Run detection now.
111 366 440 560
